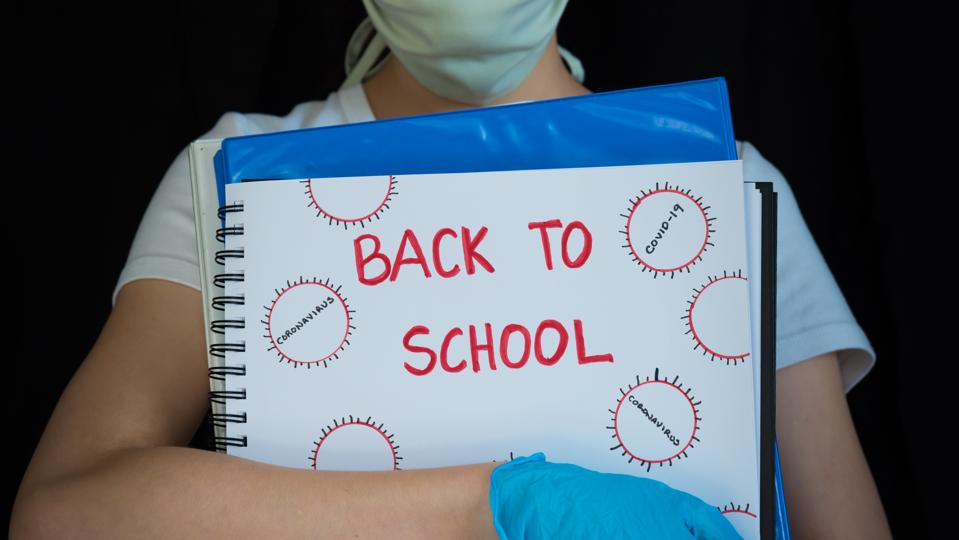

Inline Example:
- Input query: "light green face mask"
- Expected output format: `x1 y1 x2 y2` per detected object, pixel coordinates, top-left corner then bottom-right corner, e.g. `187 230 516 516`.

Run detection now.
342 0 585 105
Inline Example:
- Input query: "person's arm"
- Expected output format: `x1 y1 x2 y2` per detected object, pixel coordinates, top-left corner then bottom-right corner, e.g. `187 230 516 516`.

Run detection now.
10 279 500 540
775 351 891 539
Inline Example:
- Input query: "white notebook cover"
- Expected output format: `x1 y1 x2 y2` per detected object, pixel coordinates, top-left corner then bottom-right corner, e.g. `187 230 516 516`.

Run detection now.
191 150 766 538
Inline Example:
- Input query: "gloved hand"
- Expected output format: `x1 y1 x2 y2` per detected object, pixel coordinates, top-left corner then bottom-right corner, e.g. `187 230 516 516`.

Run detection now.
488 452 742 539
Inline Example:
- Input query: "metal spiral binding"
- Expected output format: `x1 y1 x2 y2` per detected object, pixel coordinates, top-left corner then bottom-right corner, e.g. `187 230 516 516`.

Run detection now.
209 201 248 452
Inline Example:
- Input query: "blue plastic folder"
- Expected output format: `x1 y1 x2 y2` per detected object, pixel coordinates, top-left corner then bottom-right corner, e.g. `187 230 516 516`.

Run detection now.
212 77 788 539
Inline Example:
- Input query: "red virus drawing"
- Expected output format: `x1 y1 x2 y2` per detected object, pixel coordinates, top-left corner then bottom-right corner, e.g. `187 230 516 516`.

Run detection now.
262 276 355 368
718 500 757 537
309 415 403 471
682 269 751 365
303 175 398 229
607 368 702 472
719 501 757 519
620 181 715 278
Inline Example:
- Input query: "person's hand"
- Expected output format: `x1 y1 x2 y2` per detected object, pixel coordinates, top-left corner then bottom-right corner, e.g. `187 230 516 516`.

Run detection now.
488 452 742 539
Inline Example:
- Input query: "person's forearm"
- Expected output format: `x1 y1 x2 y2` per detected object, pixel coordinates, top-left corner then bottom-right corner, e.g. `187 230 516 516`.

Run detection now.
13 445 501 539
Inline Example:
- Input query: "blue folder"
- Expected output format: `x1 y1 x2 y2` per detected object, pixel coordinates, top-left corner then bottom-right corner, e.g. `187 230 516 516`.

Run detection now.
212 76 788 539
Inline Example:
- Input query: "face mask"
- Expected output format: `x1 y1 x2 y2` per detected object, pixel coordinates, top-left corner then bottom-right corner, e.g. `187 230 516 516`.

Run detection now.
342 0 585 105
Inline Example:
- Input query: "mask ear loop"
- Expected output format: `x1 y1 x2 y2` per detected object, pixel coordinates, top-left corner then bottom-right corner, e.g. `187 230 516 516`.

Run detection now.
342 17 389 89
557 44 585 84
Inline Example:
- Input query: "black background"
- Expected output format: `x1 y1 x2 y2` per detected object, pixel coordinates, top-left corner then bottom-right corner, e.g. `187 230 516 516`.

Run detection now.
11 1 953 536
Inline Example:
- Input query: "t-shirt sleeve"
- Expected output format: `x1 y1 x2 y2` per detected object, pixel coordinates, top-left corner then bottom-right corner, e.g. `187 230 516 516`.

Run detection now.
740 141 877 393
111 143 201 307
111 112 252 308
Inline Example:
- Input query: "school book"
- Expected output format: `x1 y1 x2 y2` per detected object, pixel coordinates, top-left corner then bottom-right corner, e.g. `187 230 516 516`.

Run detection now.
191 78 788 536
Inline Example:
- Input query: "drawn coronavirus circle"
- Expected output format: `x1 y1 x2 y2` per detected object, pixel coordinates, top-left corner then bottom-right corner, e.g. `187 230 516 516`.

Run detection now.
303 175 398 229
683 269 751 365
718 501 757 536
263 277 354 368
620 182 715 278
607 368 702 471
309 415 403 471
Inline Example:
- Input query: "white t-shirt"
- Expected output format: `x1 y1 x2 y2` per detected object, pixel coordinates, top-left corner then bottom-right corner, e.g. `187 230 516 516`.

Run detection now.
112 83 877 394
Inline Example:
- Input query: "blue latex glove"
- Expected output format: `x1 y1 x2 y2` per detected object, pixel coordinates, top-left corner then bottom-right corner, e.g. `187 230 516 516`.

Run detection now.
489 452 742 539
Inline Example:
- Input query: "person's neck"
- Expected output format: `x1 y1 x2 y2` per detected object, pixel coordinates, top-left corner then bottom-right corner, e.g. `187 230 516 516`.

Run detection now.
362 34 591 120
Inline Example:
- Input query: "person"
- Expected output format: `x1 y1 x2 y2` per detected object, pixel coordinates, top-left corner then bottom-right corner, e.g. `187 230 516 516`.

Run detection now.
11 1 892 538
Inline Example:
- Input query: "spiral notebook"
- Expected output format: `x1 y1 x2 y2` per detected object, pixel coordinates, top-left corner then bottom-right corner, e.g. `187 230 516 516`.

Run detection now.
189 79 785 540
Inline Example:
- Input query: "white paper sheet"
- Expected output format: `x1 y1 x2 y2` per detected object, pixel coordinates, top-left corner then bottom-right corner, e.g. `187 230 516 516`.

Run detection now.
221 159 759 538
